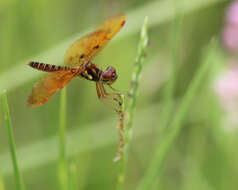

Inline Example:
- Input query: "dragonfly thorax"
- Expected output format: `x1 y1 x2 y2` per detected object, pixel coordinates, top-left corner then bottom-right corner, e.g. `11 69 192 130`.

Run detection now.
79 62 101 82
80 62 118 85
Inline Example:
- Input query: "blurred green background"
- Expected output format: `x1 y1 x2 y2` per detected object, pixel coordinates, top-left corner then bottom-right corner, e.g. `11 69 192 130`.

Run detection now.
1 0 238 189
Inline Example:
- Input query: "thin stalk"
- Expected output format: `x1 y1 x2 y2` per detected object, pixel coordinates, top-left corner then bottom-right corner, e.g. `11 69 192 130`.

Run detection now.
136 39 218 190
114 94 126 162
150 4 183 189
159 2 183 133
58 87 68 190
115 94 126 189
69 159 78 190
0 167 5 190
116 16 149 190
1 90 25 190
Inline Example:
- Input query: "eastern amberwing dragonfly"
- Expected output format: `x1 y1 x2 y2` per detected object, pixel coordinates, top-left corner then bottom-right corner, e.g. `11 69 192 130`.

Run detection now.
28 14 126 112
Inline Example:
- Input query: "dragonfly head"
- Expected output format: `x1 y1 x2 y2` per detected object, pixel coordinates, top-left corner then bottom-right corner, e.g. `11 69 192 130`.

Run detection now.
101 66 118 85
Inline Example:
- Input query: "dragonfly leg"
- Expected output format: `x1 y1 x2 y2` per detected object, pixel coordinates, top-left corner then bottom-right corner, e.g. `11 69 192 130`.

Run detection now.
100 84 123 107
108 84 120 93
101 84 123 111
96 83 122 112
96 83 125 161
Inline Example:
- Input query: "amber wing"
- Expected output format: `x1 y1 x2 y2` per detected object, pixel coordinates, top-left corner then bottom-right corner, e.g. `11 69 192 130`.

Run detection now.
64 14 126 67
28 70 76 107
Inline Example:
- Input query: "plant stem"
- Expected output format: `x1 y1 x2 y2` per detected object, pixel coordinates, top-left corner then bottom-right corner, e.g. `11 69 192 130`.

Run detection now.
1 90 25 190
0 167 5 190
114 95 126 162
69 159 78 190
159 2 183 133
137 39 218 190
58 87 68 190
116 16 149 190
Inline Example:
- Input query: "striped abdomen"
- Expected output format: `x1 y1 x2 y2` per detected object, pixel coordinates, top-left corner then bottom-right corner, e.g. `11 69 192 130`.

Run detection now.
28 61 71 72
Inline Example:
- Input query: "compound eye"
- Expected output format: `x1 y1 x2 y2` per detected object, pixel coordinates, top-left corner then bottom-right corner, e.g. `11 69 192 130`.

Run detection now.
112 73 116 79
112 72 118 80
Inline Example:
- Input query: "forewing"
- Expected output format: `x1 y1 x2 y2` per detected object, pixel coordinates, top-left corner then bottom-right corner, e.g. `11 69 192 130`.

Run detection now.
28 70 76 107
64 14 126 67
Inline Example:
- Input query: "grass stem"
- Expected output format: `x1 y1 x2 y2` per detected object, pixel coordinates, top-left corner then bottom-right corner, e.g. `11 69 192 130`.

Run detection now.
58 87 68 190
137 38 218 190
116 16 149 190
0 167 5 190
1 90 25 190
159 2 183 133
114 95 126 162
69 159 78 190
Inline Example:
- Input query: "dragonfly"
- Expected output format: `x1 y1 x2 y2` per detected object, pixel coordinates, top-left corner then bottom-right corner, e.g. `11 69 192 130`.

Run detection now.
28 14 126 112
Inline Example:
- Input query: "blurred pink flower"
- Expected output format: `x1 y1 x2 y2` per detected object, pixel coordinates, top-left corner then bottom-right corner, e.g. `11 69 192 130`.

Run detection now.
226 0 238 25
216 1 238 128
222 25 238 51
215 63 238 111
222 0 238 52
214 63 238 127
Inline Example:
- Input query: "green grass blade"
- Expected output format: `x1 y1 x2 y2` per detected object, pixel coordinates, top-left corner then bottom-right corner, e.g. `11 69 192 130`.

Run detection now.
0 181 5 190
0 97 212 177
69 159 78 190
159 2 183 133
58 88 68 190
1 90 25 190
113 94 125 162
0 167 5 190
137 39 218 190
116 16 149 190
115 95 126 188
